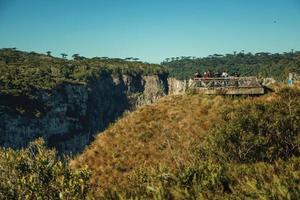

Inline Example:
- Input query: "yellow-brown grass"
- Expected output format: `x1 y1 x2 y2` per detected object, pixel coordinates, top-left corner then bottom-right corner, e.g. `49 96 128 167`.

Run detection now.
70 85 299 197
71 94 238 193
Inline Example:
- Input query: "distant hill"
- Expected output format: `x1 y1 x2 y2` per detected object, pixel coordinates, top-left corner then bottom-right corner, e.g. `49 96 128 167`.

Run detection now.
162 51 300 81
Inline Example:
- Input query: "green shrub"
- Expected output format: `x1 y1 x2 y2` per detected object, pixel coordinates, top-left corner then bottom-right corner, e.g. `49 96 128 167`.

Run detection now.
0 139 90 200
98 158 300 200
228 157 300 200
97 160 227 199
204 87 300 163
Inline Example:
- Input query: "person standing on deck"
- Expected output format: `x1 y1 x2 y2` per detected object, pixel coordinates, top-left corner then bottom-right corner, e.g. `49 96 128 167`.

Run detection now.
222 71 229 86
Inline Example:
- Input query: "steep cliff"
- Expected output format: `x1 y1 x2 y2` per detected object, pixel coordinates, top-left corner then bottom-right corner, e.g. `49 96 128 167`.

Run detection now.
0 73 168 153
0 49 168 154
167 77 193 95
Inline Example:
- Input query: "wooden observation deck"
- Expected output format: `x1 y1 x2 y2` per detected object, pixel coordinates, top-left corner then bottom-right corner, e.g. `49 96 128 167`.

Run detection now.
191 77 264 95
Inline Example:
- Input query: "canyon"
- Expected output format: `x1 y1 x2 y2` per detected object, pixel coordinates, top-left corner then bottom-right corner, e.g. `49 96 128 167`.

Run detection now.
0 72 187 154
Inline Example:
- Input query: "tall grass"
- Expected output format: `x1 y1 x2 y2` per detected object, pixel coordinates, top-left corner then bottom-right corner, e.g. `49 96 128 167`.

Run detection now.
71 86 300 199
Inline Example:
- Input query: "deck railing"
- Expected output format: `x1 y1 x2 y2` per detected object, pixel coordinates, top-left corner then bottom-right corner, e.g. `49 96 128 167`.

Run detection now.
192 77 262 88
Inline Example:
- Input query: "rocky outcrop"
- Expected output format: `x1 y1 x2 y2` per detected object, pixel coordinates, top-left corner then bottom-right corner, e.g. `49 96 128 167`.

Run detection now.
0 73 168 154
168 78 193 95
261 78 276 87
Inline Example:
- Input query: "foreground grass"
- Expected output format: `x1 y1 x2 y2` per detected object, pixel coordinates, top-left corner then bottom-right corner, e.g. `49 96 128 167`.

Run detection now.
0 139 90 199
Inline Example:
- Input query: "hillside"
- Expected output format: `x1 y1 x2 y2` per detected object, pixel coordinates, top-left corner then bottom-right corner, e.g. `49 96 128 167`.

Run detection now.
162 51 300 81
72 86 300 199
71 94 229 192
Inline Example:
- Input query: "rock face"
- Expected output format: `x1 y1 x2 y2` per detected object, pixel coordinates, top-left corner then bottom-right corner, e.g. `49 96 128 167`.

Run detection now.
261 78 276 87
168 78 193 95
0 73 168 153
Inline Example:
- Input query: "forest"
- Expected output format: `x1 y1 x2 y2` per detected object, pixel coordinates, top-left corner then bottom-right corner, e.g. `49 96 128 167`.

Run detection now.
162 51 300 81
0 48 166 97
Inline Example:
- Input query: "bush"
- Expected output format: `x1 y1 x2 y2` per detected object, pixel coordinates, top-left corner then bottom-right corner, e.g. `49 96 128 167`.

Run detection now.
228 157 300 200
99 157 300 199
205 87 300 163
0 139 90 200
100 160 228 199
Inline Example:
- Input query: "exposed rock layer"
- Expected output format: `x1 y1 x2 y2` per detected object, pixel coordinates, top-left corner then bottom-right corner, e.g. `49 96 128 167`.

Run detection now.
0 73 170 153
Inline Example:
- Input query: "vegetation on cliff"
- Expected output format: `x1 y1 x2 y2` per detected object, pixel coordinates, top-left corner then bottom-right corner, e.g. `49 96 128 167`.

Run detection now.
0 48 167 118
0 139 90 200
0 48 167 97
70 86 300 199
162 51 300 81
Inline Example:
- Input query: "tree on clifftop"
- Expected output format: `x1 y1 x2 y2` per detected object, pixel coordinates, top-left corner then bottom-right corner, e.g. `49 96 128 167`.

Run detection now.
61 53 67 59
46 51 52 57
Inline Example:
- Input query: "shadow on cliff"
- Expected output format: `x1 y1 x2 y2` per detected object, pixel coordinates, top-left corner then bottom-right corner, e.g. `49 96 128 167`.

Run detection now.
48 72 168 154
0 71 169 155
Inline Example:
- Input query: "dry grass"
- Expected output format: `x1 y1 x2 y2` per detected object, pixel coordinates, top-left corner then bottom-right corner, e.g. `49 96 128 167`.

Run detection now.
71 85 299 197
71 94 238 194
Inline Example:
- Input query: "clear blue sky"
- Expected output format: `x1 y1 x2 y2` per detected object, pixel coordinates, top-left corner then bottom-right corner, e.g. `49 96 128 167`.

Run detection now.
0 0 299 63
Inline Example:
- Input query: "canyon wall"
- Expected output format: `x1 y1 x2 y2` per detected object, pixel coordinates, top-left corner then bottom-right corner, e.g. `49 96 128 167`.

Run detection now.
168 78 193 95
0 73 169 153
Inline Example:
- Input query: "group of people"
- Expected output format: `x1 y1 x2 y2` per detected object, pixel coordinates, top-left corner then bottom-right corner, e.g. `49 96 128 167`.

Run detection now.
193 71 229 79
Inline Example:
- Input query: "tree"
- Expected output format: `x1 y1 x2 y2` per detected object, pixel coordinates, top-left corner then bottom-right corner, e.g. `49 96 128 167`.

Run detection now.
72 53 80 60
61 53 67 59
125 57 133 61
46 51 51 57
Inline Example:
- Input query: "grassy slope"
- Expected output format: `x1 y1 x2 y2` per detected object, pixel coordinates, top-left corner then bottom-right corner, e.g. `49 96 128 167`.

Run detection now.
72 87 300 198
71 94 236 192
